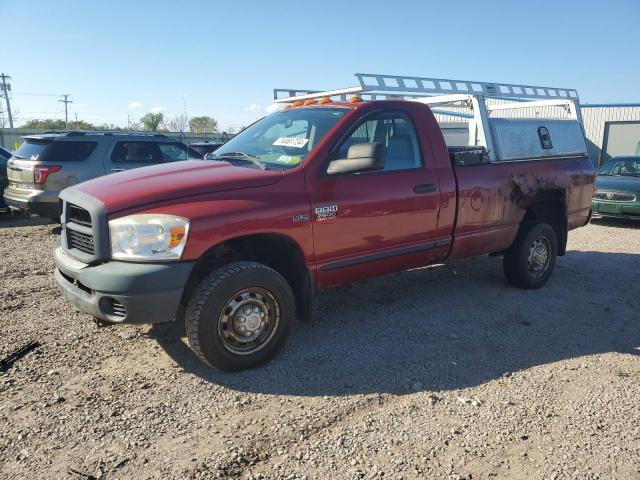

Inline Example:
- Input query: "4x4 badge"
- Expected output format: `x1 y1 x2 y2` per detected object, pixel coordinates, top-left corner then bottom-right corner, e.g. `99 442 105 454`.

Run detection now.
292 214 310 223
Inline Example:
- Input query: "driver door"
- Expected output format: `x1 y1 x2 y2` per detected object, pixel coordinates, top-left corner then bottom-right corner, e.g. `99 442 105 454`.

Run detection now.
306 109 445 288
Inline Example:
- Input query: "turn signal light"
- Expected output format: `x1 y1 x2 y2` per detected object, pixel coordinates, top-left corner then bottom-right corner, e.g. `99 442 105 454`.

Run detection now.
168 226 187 249
34 165 62 185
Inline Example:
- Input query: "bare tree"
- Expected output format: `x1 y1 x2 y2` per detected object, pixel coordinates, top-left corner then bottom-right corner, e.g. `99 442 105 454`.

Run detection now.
167 114 189 133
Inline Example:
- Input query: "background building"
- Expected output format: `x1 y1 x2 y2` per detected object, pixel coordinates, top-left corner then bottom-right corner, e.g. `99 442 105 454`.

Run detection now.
581 104 640 165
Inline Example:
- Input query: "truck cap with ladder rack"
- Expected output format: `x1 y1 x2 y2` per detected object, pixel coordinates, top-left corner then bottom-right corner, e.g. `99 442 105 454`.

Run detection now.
274 73 589 164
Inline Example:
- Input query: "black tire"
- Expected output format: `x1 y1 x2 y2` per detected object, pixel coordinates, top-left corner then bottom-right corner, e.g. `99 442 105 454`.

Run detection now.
185 261 295 371
503 222 558 290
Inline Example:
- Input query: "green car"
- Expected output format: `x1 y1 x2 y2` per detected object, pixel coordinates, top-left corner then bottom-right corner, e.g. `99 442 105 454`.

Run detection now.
592 156 640 220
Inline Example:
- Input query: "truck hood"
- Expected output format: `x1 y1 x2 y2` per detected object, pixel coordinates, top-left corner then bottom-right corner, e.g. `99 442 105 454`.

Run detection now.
73 160 284 213
595 175 640 193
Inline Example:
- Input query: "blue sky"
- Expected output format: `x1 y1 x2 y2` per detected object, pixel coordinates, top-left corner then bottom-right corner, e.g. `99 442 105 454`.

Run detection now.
1 0 639 130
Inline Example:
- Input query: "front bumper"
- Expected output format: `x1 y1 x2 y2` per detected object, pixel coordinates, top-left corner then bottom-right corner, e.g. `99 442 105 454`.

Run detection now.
591 200 640 220
53 242 195 324
4 189 61 217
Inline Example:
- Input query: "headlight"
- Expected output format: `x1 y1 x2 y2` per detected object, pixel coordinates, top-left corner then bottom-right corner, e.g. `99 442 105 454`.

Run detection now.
109 214 190 261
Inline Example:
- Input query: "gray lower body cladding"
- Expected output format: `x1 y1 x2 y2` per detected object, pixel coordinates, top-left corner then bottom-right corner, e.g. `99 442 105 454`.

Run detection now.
53 242 195 324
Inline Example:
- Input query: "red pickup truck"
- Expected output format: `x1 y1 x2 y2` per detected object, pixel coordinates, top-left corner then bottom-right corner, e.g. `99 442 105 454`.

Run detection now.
53 74 595 371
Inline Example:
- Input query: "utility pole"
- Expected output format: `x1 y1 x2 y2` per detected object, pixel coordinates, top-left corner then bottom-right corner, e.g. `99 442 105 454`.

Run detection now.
59 94 73 130
0 73 14 129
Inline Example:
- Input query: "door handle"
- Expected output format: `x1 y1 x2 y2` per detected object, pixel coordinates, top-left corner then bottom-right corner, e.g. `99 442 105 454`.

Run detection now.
413 183 436 194
110 168 125 172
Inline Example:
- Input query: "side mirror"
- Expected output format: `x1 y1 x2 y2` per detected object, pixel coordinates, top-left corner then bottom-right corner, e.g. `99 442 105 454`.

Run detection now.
327 142 385 175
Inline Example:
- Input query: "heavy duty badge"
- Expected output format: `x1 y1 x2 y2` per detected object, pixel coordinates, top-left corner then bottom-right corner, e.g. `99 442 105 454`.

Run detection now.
314 205 338 221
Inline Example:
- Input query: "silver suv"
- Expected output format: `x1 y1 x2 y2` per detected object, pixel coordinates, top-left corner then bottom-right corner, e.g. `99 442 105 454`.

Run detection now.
3 132 202 221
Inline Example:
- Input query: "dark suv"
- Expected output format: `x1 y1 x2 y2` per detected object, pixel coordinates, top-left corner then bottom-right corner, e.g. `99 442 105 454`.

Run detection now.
188 141 224 157
0 146 12 212
3 132 202 220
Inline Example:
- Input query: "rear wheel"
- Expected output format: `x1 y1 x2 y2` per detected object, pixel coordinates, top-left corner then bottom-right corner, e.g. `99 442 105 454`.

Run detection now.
503 222 558 289
185 262 295 371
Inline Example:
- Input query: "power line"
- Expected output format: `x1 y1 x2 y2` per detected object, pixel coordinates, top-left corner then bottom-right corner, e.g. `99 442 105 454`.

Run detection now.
11 91 61 97
0 73 14 128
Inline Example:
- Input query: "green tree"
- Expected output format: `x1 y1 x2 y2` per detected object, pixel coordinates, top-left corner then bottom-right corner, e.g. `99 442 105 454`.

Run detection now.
140 112 164 132
67 120 97 130
21 119 67 130
189 116 218 134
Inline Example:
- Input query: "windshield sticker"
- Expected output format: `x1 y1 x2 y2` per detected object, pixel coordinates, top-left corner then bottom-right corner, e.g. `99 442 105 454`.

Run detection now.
273 137 309 148
276 155 302 165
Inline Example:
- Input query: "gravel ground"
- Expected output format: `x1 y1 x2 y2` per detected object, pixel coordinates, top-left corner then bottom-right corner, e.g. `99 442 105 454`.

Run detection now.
0 215 639 480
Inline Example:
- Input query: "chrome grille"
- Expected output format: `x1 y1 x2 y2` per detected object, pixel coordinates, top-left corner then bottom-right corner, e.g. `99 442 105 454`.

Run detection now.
67 228 95 254
594 192 636 202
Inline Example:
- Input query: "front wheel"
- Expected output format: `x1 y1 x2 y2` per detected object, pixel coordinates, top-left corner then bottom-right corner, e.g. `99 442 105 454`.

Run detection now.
503 222 558 289
185 262 295 371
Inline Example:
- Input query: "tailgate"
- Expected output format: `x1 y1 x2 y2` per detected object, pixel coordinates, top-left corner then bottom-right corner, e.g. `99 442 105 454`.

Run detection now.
7 159 35 185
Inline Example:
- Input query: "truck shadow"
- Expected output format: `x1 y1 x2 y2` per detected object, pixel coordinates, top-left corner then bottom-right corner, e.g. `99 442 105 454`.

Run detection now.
151 250 640 396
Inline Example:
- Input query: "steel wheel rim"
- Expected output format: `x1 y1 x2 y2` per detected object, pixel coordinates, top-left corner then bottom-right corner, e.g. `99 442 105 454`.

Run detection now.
527 236 551 278
217 287 280 355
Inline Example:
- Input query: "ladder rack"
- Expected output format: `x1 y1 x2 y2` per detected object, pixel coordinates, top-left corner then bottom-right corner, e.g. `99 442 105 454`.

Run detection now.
274 73 580 103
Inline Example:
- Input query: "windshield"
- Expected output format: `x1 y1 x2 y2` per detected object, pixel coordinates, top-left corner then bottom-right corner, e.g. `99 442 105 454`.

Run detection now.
13 139 52 160
13 139 97 162
213 107 347 169
608 158 640 177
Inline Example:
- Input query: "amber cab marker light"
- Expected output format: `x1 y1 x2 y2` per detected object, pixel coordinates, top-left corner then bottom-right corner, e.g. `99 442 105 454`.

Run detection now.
319 97 332 104
292 101 304 107
349 96 363 103
303 99 317 105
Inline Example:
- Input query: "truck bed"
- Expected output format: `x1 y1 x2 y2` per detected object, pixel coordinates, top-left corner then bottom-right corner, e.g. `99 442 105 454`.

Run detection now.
447 154 595 261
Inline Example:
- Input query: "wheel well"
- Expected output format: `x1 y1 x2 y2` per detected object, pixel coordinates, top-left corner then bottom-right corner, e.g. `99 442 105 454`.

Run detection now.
519 193 568 256
180 234 313 322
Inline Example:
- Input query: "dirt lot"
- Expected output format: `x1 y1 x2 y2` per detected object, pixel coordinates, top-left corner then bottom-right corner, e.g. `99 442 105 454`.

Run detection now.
0 216 639 480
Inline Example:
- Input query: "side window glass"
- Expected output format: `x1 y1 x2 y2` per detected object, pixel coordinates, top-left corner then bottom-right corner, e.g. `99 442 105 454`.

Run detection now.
158 143 188 162
49 141 97 162
337 120 376 158
610 161 623 175
383 115 421 171
111 142 155 163
335 112 421 172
